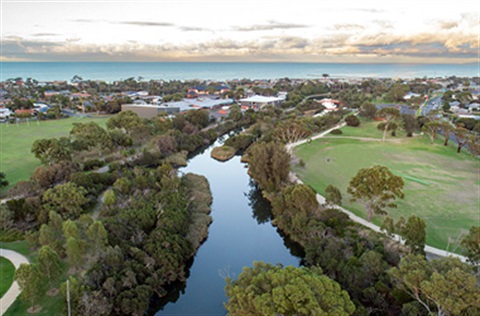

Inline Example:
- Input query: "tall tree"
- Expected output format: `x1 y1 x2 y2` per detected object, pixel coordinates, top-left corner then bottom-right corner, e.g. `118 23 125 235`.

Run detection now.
15 263 46 310
247 142 290 193
422 121 442 144
377 107 401 141
325 184 342 206
389 255 480 316
359 101 377 120
42 182 89 219
453 126 469 153
439 121 454 146
31 138 72 164
461 226 480 265
225 262 355 315
347 165 404 221
397 215 426 255
38 245 61 288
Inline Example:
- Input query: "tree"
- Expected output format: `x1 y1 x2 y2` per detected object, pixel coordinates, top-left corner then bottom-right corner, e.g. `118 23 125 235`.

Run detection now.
422 121 442 144
347 165 404 221
389 255 479 316
225 262 355 315
31 138 72 164
15 263 46 310
359 102 377 119
461 226 480 264
397 215 426 255
247 142 290 193
325 184 342 206
0 172 8 189
228 104 242 121
38 245 61 288
402 114 417 137
42 182 89 219
385 83 409 102
439 121 454 146
86 221 108 256
345 114 360 127
377 107 401 141
453 126 469 153
65 236 82 268
70 122 111 150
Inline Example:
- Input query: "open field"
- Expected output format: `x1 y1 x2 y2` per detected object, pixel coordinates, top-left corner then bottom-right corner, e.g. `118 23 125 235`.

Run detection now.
293 121 479 251
0 257 15 298
0 116 110 191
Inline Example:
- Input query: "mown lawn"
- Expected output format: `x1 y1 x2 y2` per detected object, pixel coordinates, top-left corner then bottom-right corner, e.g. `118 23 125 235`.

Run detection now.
0 257 15 298
293 121 479 251
0 115 111 192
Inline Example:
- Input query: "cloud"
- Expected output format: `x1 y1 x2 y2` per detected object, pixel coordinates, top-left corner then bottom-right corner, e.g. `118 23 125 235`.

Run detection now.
233 20 309 31
178 26 210 32
32 33 59 37
116 21 174 27
333 24 365 31
437 21 459 30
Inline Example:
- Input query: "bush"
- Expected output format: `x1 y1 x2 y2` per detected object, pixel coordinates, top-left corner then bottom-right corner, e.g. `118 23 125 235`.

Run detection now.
330 129 343 135
345 114 360 127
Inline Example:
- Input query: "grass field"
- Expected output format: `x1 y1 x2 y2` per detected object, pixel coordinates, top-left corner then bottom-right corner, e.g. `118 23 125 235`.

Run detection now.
0 116 111 192
293 121 479 251
0 257 15 298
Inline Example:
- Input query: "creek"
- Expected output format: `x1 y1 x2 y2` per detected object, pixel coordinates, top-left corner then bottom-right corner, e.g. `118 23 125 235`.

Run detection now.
151 136 303 315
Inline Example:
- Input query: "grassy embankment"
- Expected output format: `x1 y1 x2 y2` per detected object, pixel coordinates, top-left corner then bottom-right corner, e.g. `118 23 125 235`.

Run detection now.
293 120 479 251
0 116 110 315
0 115 111 192
0 257 15 298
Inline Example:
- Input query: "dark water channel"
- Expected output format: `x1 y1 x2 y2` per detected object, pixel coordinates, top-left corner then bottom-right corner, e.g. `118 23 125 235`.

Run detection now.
151 136 303 315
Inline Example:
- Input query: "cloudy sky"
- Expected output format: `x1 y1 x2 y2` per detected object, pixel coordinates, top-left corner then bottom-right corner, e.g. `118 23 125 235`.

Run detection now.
1 0 478 63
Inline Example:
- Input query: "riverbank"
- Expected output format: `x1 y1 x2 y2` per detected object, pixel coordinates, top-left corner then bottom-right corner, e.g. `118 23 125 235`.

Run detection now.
288 123 469 262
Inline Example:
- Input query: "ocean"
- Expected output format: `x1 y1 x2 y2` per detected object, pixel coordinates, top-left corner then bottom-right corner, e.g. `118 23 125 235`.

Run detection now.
0 62 478 83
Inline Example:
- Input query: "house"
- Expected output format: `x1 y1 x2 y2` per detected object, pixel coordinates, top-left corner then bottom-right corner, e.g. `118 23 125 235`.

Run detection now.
467 102 480 112
239 95 284 109
318 99 341 111
403 92 421 100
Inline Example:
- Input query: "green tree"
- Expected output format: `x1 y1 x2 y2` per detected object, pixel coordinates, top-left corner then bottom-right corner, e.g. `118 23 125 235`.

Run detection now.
461 226 480 264
345 114 360 127
377 107 401 141
389 255 479 316
42 182 89 219
65 236 82 268
38 245 61 288
70 121 111 150
247 142 290 193
0 172 8 189
402 114 417 137
15 263 46 310
225 262 355 316
325 184 342 206
86 221 108 256
347 165 404 221
31 137 72 164
453 126 469 153
228 104 242 121
397 215 426 255
359 101 377 119
422 121 442 144
439 121 454 146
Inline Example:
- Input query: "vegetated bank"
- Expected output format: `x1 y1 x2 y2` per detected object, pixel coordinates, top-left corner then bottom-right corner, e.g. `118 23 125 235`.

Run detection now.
293 120 479 251
234 110 479 315
0 108 252 315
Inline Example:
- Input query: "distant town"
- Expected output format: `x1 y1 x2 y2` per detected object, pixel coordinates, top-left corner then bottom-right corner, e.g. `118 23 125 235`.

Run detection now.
1 75 479 125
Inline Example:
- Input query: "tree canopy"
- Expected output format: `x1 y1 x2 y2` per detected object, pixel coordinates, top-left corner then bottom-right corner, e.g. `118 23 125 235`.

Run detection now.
225 262 355 316
347 165 404 221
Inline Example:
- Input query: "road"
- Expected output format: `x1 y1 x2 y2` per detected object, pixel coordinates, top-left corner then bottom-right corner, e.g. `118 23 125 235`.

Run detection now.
421 95 443 116
0 249 29 315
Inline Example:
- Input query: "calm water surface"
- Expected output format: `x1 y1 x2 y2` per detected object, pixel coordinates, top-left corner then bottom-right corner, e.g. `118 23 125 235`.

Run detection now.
151 136 302 315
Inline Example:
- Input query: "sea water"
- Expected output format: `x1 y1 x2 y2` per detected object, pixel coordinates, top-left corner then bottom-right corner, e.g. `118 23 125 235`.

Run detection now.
1 62 478 83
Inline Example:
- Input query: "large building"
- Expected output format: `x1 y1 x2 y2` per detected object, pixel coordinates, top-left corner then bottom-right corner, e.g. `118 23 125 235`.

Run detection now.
239 95 285 110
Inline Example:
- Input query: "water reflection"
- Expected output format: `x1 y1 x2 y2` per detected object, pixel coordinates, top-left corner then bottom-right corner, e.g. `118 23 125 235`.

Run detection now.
247 180 272 225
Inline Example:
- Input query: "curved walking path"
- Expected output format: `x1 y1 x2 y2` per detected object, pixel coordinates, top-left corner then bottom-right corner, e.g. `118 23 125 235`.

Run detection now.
0 249 29 315
287 123 469 263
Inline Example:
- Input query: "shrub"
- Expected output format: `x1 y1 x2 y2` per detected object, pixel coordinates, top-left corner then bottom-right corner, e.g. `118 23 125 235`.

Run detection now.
330 129 343 135
345 115 360 127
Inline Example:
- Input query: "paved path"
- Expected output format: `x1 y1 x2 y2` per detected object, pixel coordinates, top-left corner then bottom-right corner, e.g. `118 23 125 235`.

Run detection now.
0 249 29 315
287 123 469 263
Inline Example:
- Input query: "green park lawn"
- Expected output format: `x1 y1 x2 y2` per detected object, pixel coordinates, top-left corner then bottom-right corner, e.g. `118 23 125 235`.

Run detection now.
293 121 479 251
0 256 15 298
0 115 110 192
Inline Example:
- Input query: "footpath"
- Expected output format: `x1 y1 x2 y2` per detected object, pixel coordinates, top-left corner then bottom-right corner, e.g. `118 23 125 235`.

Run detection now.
287 123 469 263
0 249 29 315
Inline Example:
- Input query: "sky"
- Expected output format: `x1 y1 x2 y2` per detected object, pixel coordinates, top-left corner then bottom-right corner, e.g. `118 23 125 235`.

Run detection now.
1 0 479 63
